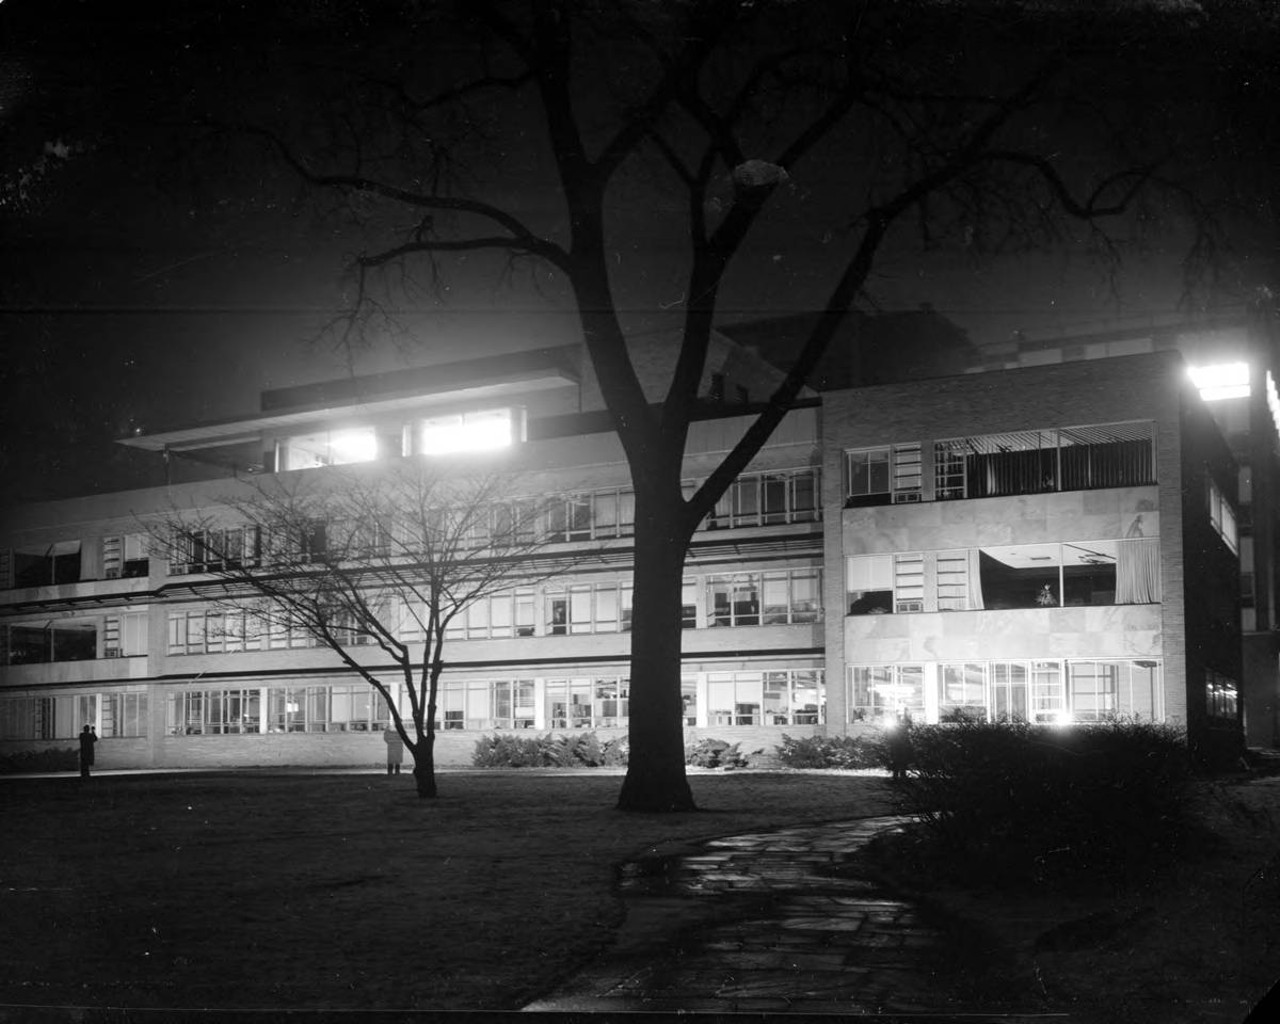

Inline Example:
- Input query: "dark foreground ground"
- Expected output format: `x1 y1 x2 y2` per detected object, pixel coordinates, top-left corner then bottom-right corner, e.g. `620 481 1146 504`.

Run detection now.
0 768 1276 1023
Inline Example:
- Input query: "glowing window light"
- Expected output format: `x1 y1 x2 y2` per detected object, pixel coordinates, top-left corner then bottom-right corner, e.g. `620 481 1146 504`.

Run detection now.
1187 362 1250 401
1267 371 1280 442
420 408 513 454
328 428 380 463
283 426 378 469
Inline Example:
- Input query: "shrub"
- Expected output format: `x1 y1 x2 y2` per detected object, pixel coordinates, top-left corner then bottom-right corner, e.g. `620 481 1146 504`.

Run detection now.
0 747 78 774
684 738 750 769
470 732 628 768
898 719 1193 886
775 733 885 770
471 734 549 768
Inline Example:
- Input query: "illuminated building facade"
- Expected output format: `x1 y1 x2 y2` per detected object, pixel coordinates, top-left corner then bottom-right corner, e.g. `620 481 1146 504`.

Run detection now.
0 334 1257 770
976 310 1280 749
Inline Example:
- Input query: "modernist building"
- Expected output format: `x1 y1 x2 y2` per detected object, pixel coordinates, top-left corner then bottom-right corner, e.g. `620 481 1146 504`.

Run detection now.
976 310 1280 748
0 337 1251 769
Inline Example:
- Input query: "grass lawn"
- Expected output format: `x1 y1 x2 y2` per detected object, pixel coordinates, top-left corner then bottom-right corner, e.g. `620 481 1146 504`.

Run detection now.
0 769 899 1014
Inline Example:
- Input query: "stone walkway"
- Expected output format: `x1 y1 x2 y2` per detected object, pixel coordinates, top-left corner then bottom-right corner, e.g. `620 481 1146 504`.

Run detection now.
524 816 1060 1019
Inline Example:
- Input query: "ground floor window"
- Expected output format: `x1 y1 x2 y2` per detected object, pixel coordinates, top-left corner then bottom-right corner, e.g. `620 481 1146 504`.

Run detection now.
437 679 538 730
705 669 825 726
543 677 627 729
849 658 1162 725
0 693 101 739
167 685 391 735
101 692 148 737
1205 669 1239 720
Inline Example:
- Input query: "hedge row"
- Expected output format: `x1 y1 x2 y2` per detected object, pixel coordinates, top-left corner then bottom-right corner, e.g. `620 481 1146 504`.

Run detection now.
0 747 79 774
470 731 886 770
897 719 1193 884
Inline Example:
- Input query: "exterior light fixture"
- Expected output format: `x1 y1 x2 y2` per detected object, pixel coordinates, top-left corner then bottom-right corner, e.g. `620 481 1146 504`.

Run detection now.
1187 362 1251 401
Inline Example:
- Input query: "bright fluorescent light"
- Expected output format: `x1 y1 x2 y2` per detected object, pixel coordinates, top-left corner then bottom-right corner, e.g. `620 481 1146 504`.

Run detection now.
328 428 379 462
1188 362 1250 401
420 409 513 454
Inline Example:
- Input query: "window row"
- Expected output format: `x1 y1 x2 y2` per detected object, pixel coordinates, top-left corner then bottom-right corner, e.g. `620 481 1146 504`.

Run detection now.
1 532 153 589
845 421 1156 506
168 685 392 735
430 670 826 731
163 470 820 575
0 692 148 740
279 408 520 471
849 658 1163 725
2 612 148 666
155 669 827 736
847 538 1160 615
3 468 821 587
164 570 823 655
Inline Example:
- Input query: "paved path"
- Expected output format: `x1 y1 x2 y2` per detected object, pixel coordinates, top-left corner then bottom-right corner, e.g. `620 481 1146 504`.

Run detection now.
525 816 1059 1019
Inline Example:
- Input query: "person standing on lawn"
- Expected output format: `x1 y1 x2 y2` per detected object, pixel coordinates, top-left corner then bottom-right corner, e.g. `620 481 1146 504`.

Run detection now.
886 710 913 782
383 726 404 776
78 725 96 779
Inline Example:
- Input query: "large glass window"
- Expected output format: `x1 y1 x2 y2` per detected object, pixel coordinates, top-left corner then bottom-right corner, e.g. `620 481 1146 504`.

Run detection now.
849 664 925 721
446 588 537 640
168 608 265 655
545 678 601 729
1208 479 1239 554
171 526 261 575
1067 661 1121 721
545 581 632 636
708 570 819 627
544 489 635 542
102 692 149 738
939 663 987 721
5 621 97 665
12 541 81 588
847 555 892 615
990 662 1029 721
419 408 515 454
1205 669 1239 720
978 542 1127 609
168 689 261 735
707 469 822 528
0 694 96 739
935 421 1155 500
845 446 921 506
282 427 379 470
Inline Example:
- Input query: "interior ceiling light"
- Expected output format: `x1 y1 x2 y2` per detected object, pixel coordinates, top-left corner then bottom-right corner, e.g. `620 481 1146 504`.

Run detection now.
1188 362 1250 402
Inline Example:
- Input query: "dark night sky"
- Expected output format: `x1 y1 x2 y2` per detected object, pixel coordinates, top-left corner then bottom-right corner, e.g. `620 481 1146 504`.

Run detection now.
2 0 1277 505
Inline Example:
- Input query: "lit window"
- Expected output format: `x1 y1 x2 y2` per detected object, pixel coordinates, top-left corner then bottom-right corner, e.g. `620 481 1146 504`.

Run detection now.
1208 478 1238 555
283 427 379 470
1188 362 1250 402
420 408 514 454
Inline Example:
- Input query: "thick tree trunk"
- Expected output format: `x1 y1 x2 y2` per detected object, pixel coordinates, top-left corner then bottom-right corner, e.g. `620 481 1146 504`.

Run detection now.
412 734 437 799
617 494 697 812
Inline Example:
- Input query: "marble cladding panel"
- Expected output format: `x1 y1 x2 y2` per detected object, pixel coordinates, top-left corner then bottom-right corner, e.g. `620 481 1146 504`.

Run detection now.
842 488 1161 555
844 605 1163 664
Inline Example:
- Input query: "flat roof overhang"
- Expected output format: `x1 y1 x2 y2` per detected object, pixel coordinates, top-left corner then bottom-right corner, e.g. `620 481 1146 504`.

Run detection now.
117 366 578 454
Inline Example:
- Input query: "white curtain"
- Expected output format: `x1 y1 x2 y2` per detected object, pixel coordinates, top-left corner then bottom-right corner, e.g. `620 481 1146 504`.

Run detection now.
967 548 985 609
1115 538 1160 604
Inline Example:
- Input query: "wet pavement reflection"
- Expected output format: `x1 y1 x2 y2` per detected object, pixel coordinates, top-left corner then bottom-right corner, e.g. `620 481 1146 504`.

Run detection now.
524 816 1057 1019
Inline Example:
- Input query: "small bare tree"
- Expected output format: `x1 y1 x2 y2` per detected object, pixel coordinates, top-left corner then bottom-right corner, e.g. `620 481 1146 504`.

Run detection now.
155 462 567 798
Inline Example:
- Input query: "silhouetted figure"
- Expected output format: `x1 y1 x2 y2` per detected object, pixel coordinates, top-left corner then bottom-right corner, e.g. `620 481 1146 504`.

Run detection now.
383 727 404 776
79 725 96 779
886 711 913 781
